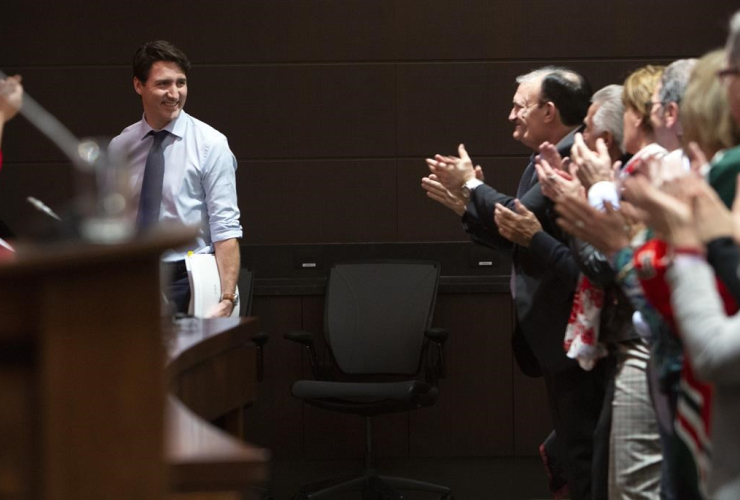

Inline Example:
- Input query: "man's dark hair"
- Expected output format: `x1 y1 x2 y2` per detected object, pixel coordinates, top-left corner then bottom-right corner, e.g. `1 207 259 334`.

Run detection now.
133 40 191 83
540 68 593 127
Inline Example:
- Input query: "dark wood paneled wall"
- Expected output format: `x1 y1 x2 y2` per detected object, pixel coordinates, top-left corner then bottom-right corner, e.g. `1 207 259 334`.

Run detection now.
1 0 737 459
1 1 736 241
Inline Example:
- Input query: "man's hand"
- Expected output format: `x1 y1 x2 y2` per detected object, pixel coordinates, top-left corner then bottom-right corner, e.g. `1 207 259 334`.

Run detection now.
425 143 478 194
692 179 735 244
555 197 639 257
0 75 23 123
535 156 583 203
494 199 542 247
208 299 235 318
687 141 710 176
421 174 466 216
421 167 484 216
538 141 565 171
630 151 685 188
621 175 699 248
571 134 619 190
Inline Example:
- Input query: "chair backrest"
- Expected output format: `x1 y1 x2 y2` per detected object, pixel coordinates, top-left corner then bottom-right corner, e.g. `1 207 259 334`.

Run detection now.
324 260 440 376
237 268 255 317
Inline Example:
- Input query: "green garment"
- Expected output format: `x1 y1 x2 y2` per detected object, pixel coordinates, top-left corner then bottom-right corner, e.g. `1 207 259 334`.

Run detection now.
709 144 740 208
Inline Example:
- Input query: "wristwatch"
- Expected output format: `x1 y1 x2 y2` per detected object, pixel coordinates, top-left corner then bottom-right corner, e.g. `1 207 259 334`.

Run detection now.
221 292 239 308
461 178 483 200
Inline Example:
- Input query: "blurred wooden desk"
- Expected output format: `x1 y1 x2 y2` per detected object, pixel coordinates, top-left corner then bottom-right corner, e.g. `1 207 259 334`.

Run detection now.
166 317 270 494
0 234 268 500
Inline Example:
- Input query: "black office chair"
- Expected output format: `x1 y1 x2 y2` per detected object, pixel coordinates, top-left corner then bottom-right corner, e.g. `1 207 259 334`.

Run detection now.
238 268 256 317
238 268 268 382
231 268 273 499
285 260 453 500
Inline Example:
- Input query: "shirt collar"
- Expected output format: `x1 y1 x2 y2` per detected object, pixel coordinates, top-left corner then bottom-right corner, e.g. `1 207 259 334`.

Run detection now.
137 109 188 141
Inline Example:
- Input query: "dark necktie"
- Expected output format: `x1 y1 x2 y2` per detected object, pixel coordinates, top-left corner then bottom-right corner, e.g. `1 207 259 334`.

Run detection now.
137 130 169 229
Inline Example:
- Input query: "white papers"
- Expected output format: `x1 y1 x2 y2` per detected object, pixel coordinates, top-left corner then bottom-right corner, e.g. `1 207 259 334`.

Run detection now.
185 253 239 318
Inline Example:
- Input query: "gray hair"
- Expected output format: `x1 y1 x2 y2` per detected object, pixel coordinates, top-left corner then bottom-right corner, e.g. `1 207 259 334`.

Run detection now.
659 59 697 104
516 67 555 85
728 10 740 67
516 65 582 84
591 84 625 154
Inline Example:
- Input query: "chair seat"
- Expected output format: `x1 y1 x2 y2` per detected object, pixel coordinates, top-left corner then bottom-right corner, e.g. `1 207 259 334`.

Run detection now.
292 379 437 416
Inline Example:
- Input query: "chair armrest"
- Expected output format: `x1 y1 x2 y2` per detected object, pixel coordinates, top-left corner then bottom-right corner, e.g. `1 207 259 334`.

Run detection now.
283 330 323 379
424 327 449 383
251 331 268 382
251 331 269 347
283 330 315 346
424 327 449 344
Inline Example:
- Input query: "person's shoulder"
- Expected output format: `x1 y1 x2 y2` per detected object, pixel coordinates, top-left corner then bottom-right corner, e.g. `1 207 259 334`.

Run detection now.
110 120 142 143
184 113 228 144
556 125 584 154
714 144 740 168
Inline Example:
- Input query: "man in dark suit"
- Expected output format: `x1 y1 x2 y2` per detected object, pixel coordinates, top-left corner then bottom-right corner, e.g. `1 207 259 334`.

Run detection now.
425 67 607 500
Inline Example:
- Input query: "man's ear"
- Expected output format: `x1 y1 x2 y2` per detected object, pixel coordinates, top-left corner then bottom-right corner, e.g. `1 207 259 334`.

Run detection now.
634 114 644 131
664 101 680 128
601 131 614 151
543 101 557 124
133 77 143 96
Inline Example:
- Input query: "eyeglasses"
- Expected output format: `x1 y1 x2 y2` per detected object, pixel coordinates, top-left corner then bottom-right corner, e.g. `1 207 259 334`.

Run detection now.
717 67 740 81
513 101 542 116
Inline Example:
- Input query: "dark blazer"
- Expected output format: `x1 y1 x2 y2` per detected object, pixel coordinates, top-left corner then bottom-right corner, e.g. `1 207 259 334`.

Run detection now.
463 129 581 373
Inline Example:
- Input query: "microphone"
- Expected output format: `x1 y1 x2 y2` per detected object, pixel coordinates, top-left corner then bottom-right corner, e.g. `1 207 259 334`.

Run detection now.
0 237 13 253
27 196 62 221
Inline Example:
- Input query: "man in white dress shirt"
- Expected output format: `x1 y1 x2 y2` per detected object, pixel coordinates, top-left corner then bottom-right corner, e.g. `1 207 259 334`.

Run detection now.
109 41 242 317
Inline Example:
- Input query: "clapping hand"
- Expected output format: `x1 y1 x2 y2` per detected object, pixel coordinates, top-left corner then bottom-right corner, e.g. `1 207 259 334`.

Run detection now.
535 155 584 203
571 134 620 190
555 196 640 257
425 144 478 195
0 75 23 123
494 199 542 247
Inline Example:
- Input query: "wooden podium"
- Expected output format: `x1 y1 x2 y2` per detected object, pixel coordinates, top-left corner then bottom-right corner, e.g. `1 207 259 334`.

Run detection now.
0 232 268 500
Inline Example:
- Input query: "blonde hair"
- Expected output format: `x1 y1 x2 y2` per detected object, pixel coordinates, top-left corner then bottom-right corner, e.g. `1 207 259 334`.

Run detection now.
622 65 665 134
681 49 740 158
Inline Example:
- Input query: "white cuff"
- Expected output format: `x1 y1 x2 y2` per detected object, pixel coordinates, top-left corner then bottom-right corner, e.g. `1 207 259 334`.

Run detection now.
464 178 484 191
672 253 705 268
587 181 620 211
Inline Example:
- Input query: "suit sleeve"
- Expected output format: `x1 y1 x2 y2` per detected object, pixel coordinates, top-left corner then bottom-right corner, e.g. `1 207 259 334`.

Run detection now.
462 210 513 251
529 230 580 290
464 180 554 250
570 238 616 288
463 183 516 250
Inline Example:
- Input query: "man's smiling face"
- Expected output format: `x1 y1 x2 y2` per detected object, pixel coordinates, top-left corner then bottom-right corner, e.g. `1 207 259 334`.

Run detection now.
134 60 188 130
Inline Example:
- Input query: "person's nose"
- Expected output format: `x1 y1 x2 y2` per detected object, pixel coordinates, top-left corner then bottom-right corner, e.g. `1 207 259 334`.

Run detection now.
508 107 518 122
166 83 179 100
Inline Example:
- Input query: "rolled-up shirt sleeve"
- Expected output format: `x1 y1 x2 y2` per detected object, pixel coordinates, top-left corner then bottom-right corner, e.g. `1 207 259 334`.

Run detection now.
202 136 242 243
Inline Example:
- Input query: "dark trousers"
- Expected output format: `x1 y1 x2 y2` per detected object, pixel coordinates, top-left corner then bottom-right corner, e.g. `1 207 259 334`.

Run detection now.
543 360 609 500
592 354 617 500
647 356 702 500
162 260 190 315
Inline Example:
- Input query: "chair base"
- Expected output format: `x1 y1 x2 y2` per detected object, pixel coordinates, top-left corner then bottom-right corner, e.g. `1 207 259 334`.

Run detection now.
293 470 453 499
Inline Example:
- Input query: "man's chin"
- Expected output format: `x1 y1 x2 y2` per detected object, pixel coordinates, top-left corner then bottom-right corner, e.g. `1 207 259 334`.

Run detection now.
165 108 182 122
